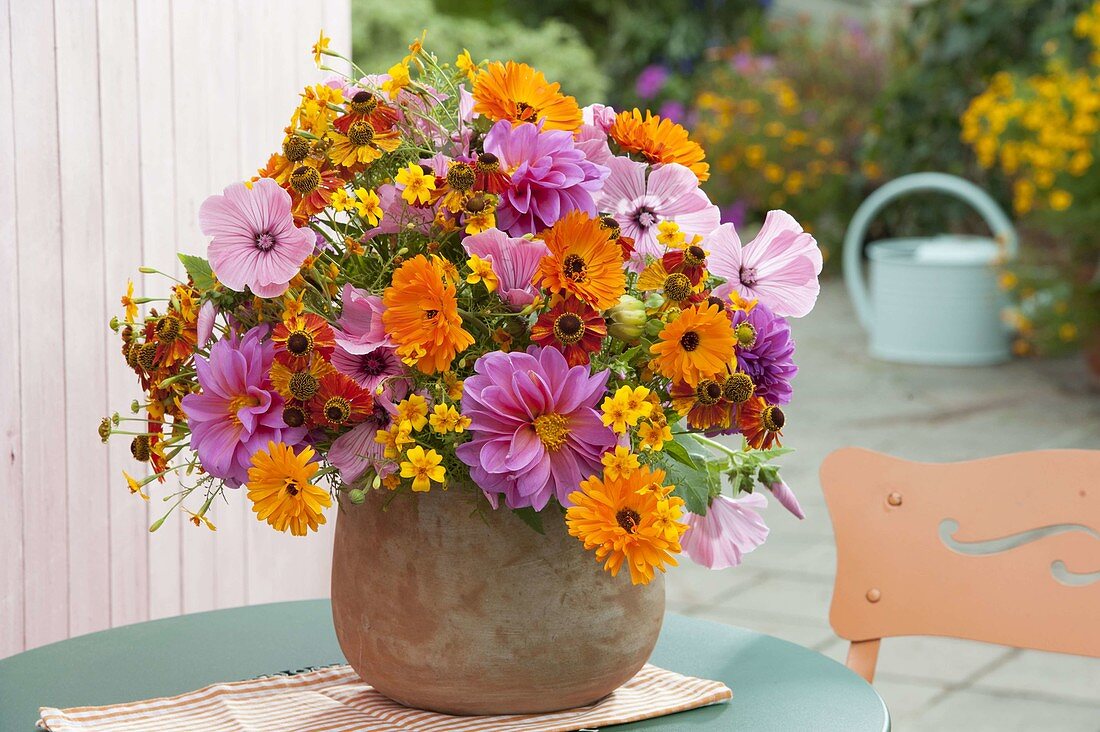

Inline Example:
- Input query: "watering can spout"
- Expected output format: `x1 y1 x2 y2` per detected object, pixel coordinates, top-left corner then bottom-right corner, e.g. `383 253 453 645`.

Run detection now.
842 173 1018 366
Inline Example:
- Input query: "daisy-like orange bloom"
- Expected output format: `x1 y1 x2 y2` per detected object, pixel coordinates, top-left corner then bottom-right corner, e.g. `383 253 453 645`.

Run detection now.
566 463 688 585
650 303 736 387
308 372 373 429
246 441 331 536
284 162 345 221
530 296 607 367
661 242 708 286
153 289 199 368
535 210 627 311
739 396 785 450
382 254 475 374
609 109 710 182
637 260 705 307
269 353 335 405
271 313 336 365
669 378 733 431
472 61 582 132
326 121 401 170
598 215 635 262
334 90 400 134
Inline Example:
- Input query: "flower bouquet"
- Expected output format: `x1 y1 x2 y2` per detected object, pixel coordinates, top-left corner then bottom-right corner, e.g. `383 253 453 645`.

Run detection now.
103 33 822 713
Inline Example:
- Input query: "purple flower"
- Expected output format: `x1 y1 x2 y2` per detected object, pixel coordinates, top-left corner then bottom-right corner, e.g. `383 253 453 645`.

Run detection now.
732 302 797 405
482 120 609 236
635 64 669 100
681 493 769 570
720 200 748 228
707 211 823 318
197 300 217 346
333 284 392 354
456 346 616 511
181 327 305 487
597 155 720 272
657 100 688 125
198 178 314 298
462 228 548 310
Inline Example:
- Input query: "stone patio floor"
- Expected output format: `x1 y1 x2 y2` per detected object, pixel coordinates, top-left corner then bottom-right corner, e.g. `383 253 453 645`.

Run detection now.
667 280 1100 731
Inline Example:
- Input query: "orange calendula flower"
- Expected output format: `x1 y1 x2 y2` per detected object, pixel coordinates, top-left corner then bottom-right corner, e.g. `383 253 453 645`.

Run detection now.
246 441 331 536
472 61 582 132
739 397 785 450
650 303 736 387
382 254 474 374
535 210 626 311
566 463 687 585
609 109 710 182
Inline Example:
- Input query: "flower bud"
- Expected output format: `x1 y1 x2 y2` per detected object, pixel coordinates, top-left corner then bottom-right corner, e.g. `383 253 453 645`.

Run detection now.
607 295 647 341
348 488 367 505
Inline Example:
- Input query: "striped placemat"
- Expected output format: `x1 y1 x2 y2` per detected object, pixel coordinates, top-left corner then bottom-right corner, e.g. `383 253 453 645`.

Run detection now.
38 663 731 731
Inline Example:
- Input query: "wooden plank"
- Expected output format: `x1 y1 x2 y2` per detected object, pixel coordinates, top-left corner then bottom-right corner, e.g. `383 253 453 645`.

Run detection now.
55 0 111 640
322 0 352 76
136 0 183 620
98 0 150 628
0 0 26 659
11 0 69 649
170 0 217 614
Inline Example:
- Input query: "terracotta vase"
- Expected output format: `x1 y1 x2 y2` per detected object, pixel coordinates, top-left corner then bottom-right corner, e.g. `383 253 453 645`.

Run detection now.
330 488 665 715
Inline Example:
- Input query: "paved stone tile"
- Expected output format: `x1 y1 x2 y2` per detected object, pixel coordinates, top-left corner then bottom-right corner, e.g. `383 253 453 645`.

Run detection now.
874 636 1014 685
972 649 1100 704
704 575 836 624
910 688 1100 731
665 565 767 609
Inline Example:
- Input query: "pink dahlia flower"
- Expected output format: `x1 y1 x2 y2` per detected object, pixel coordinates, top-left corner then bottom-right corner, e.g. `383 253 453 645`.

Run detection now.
707 211 823 318
597 156 720 272
198 178 315 298
333 284 392 354
456 346 616 511
181 326 305 487
482 120 609 236
681 493 770 570
462 228 548 310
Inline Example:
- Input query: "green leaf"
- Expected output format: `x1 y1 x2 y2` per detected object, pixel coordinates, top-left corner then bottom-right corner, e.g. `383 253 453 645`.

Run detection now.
178 253 216 290
661 455 717 517
661 438 697 470
512 507 544 535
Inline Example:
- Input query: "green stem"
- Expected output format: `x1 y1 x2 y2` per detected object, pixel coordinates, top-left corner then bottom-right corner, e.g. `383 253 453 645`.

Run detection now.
689 433 741 459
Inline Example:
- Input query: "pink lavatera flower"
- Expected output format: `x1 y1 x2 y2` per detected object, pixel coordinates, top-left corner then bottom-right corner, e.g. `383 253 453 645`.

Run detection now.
681 493 770 570
597 156 720 272
707 210 823 318
198 178 315 298
462 228 549 310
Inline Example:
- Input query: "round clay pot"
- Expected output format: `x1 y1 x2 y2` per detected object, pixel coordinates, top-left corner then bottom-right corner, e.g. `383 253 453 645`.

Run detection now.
330 488 665 715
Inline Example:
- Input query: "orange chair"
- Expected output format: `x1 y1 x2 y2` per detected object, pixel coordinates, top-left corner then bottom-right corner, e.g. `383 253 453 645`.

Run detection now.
820 447 1100 683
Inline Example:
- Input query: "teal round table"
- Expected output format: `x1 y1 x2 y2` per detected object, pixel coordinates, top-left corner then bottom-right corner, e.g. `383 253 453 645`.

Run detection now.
0 600 889 731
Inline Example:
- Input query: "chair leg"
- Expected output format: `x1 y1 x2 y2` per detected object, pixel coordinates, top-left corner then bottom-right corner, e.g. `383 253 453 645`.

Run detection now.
846 639 881 683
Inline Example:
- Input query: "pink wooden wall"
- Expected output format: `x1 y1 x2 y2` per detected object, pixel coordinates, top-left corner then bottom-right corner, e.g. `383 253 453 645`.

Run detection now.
1 0 351 659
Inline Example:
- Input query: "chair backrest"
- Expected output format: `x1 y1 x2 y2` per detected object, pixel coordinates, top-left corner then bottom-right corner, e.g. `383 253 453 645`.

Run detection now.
820 447 1100 682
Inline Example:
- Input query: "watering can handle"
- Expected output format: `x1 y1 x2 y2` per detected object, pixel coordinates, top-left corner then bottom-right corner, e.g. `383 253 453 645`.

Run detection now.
842 172 1018 330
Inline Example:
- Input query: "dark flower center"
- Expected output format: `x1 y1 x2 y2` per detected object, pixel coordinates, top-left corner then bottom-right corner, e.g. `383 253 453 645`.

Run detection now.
695 379 723 405
325 397 352 425
679 330 700 352
286 331 313 356
739 265 758 287
130 435 151 462
282 405 306 428
616 507 641 533
685 245 706 266
285 480 300 496
255 232 276 252
762 405 785 432
563 253 588 283
553 313 585 345
156 314 181 342
138 342 159 370
634 206 657 228
722 372 755 404
349 91 378 114
290 165 321 194
423 309 438 320
446 162 476 191
347 120 375 146
464 193 489 213
359 351 388 377
663 273 692 302
598 215 621 238
282 136 310 162
476 153 499 172
514 101 535 120
288 372 319 401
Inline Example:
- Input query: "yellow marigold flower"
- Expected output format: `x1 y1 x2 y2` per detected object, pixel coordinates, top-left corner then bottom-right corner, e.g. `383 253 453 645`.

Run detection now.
123 470 149 500
312 30 330 67
400 445 446 492
121 279 138 324
1049 189 1073 210
395 163 436 205
429 403 464 434
396 394 429 431
185 509 217 531
246 442 331 536
353 187 383 226
382 473 400 490
456 48 479 84
443 371 464 400
465 254 499 292
382 62 411 98
638 419 672 451
601 385 654 433
601 446 640 481
656 220 685 248
329 188 353 212
566 463 687 585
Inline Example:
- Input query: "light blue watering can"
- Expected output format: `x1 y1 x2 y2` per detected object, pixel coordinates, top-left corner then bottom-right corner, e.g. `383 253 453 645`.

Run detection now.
843 172 1018 366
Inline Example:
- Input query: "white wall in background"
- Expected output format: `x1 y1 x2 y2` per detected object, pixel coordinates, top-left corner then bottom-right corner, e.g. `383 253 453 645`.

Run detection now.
1 0 351 658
